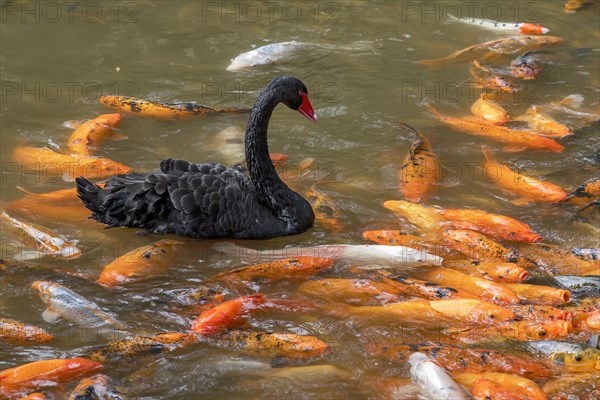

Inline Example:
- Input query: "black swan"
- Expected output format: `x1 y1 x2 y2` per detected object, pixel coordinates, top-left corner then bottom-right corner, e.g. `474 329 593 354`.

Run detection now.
76 76 318 239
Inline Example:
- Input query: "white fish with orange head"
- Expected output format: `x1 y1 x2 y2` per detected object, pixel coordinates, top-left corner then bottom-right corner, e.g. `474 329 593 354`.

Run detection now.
409 352 471 399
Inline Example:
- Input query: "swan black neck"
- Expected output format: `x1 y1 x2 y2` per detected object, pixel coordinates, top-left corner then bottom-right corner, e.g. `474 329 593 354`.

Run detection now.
245 84 295 213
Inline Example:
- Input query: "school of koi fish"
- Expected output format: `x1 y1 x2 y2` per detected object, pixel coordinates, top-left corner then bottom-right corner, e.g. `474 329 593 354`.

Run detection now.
1 1 600 400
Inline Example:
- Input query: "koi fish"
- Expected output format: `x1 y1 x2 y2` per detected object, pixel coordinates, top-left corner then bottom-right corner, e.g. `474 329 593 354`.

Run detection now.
398 122 441 202
543 372 600 400
573 200 600 229
227 41 306 71
12 146 131 182
31 281 127 340
510 304 571 322
428 298 515 325
213 242 443 267
1 211 82 260
470 95 509 125
67 113 124 156
408 352 471 400
208 257 333 284
446 260 529 283
303 186 344 232
455 372 547 400
380 274 481 300
517 243 599 275
441 230 518 263
370 343 551 379
362 230 460 260
564 0 594 13
571 309 600 332
99 95 250 119
6 187 93 222
513 105 572 137
550 94 600 121
447 14 549 35
67 374 122 400
88 332 197 362
504 283 571 305
0 318 53 345
0 358 102 396
481 146 568 204
96 239 183 288
554 275 600 298
425 266 519 305
190 294 267 335
525 340 600 372
511 51 547 79
567 177 600 203
18 393 46 399
428 104 564 152
470 59 517 93
296 278 404 305
383 200 542 243
212 330 329 360
419 35 564 65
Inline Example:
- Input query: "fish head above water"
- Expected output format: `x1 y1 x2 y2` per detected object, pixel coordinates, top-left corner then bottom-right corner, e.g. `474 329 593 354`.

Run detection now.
31 280 57 302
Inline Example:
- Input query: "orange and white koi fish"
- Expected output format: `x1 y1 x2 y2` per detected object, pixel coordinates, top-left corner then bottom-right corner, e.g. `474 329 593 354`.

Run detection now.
0 318 54 345
213 330 329 360
67 113 124 156
513 105 572 137
1 211 82 260
398 122 441 202
297 278 403 305
419 35 563 65
209 257 333 284
455 372 547 400
362 230 459 260
447 14 549 35
97 239 183 288
428 105 564 152
481 146 568 204
425 266 519 305
190 294 267 335
0 358 102 396
99 95 250 119
12 146 131 182
470 60 517 93
471 95 509 125
505 283 571 306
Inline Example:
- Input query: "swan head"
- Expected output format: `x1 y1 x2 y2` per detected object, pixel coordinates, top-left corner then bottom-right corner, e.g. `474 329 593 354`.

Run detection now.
269 76 318 123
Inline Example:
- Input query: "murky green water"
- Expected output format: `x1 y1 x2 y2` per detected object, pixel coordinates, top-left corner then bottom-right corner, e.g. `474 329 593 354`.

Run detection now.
1 0 599 398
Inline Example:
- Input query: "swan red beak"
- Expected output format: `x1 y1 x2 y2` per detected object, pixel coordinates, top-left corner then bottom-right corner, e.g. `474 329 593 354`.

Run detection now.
298 92 318 123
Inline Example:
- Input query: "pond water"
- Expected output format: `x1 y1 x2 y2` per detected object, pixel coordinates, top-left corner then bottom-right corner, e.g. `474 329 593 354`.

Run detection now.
1 0 598 399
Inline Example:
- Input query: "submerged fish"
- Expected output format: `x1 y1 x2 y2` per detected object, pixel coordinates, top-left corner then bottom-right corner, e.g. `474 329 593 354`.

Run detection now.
525 340 600 372
1 211 82 260
513 105 572 137
0 318 54 345
408 352 471 400
209 257 333 283
213 242 443 267
564 0 594 13
31 281 127 340
510 50 562 79
554 275 600 298
470 95 509 125
191 294 267 335
447 14 549 35
68 374 122 400
67 113 124 156
227 41 306 71
455 372 546 400
470 59 517 93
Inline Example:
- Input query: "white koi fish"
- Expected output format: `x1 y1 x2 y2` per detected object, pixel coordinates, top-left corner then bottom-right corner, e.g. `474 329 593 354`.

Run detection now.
447 14 549 35
227 41 305 71
408 352 471 400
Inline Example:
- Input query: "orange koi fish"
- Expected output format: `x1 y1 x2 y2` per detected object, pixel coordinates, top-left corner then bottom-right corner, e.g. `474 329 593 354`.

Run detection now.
487 146 569 204
455 372 547 400
0 318 54 344
517 243 599 275
191 294 267 335
88 332 197 362
571 309 600 332
470 95 509 125
99 95 250 119
471 319 573 341
428 299 515 325
544 373 600 400
441 230 518 263
0 358 102 396
297 278 403 305
382 200 444 232
269 153 288 167
505 283 571 305
510 304 571 321
513 105 572 137
425 266 519 305
362 230 460 260
19 393 46 400
304 186 344 233
67 113 123 156
12 146 131 182
5 187 91 222
378 274 480 300
470 60 517 93
564 0 594 13
398 123 441 202
419 35 564 65
213 330 329 360
1 211 82 260
369 343 551 379
96 239 183 287
67 374 119 400
566 177 600 204
447 260 529 283
209 257 333 284
428 104 564 152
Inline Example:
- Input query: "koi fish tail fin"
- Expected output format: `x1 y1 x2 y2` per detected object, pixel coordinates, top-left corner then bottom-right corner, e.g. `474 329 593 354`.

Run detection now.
425 103 444 121
75 177 103 215
481 145 493 162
